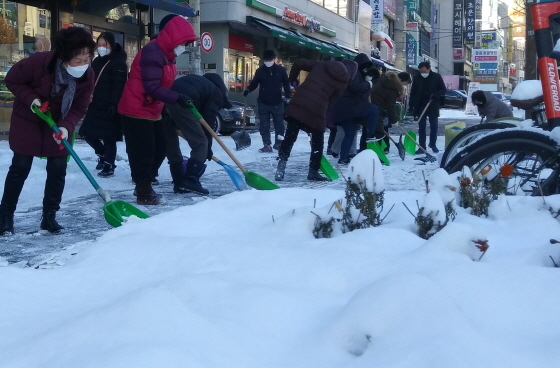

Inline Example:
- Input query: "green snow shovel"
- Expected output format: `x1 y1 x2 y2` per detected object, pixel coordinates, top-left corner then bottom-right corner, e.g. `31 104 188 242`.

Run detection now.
320 155 339 181
403 99 433 155
189 101 279 190
366 139 390 166
32 104 149 227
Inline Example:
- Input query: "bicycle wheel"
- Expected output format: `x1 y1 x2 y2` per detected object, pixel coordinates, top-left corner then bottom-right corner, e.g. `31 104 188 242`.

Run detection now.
440 119 522 168
444 130 560 196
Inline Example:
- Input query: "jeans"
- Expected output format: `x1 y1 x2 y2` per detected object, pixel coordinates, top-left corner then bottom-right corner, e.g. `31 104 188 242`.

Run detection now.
418 113 439 149
84 137 117 165
278 116 323 171
258 102 285 146
339 104 379 161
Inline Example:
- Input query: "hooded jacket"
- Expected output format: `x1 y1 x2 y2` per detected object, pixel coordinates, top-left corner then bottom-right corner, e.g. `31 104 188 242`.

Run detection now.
476 91 513 122
370 71 404 126
118 16 196 120
285 59 357 132
170 73 232 125
80 43 127 141
5 50 94 157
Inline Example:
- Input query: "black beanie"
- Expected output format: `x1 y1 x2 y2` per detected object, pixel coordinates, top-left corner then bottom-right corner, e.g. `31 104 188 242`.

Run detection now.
263 49 276 60
472 90 486 105
159 14 178 32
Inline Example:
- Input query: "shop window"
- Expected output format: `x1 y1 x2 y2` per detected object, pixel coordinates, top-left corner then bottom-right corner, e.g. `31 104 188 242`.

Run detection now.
229 54 259 93
308 0 350 18
106 4 135 22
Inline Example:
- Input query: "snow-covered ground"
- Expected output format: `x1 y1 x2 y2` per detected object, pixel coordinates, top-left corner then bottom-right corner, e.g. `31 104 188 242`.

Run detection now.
1 105 559 367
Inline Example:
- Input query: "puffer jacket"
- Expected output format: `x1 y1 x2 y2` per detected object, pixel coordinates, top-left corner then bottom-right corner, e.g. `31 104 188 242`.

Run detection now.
370 71 404 126
5 50 94 157
118 16 196 120
285 59 357 132
477 91 514 122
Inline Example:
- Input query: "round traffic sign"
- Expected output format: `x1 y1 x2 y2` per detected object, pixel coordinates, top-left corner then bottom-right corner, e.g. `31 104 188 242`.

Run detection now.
201 32 214 53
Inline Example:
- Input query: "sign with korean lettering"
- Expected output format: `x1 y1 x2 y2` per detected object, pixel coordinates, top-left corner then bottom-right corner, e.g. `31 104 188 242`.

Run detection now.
453 0 463 48
371 0 383 24
475 0 482 19
474 69 498 76
464 0 475 45
405 23 418 66
406 0 418 12
473 62 498 69
473 76 498 83
481 32 497 42
453 48 463 60
431 4 437 53
472 49 499 62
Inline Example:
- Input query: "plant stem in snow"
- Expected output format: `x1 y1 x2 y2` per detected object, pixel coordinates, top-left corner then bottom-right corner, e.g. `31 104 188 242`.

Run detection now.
402 202 417 219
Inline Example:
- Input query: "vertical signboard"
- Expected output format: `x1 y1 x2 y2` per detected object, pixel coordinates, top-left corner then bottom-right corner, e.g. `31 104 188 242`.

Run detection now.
406 22 418 66
371 0 383 24
465 0 475 45
431 4 437 54
453 0 463 48
406 0 418 12
475 0 483 19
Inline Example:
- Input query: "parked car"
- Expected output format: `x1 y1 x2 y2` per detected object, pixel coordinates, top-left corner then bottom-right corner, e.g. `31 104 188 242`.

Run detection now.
215 101 258 135
504 94 513 110
440 89 467 109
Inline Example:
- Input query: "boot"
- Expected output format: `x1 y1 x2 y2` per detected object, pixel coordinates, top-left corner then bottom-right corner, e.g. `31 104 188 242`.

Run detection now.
307 168 328 181
97 162 115 178
259 144 273 153
170 162 190 194
40 210 64 234
0 205 14 235
135 181 161 205
95 154 104 170
275 159 287 181
183 160 209 195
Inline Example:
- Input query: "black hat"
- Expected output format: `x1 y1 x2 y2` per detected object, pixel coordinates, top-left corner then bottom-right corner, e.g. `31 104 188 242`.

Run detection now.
263 49 276 60
159 14 178 32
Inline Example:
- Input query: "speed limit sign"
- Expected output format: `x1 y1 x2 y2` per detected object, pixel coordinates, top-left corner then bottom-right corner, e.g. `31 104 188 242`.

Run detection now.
201 32 214 53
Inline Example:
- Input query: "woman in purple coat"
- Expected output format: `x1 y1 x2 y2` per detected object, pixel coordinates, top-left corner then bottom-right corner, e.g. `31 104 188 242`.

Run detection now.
0 27 95 235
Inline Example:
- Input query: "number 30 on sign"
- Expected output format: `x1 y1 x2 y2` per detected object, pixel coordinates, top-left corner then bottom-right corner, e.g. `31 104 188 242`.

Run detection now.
201 32 214 53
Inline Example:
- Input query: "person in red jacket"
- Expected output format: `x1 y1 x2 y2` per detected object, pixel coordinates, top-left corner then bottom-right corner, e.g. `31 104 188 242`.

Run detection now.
118 14 197 205
0 27 95 235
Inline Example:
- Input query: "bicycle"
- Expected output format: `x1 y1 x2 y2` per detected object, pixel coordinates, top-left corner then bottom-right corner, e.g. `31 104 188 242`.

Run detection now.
442 0 560 196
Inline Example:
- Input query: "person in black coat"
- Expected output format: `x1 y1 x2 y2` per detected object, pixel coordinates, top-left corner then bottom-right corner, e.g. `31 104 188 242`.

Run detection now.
328 53 379 165
244 49 291 152
409 61 446 153
164 73 232 195
79 32 127 177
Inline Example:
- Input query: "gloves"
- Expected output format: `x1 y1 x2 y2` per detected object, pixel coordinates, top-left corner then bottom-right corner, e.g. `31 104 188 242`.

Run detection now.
53 127 68 146
177 94 192 108
30 98 41 112
243 89 249 97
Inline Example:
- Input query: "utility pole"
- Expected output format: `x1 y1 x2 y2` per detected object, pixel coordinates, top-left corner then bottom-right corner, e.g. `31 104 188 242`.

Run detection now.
524 0 536 118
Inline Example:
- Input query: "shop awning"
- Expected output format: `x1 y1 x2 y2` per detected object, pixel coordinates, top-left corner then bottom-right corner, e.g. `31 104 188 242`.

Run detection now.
330 43 359 59
134 0 196 17
371 58 384 67
250 18 308 48
296 32 347 58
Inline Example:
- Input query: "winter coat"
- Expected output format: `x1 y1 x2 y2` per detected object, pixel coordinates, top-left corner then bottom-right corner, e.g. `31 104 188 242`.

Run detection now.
118 16 196 120
169 73 232 125
328 54 373 124
477 91 514 122
246 63 291 106
79 44 127 141
285 59 356 132
370 72 404 126
409 70 446 118
5 50 94 157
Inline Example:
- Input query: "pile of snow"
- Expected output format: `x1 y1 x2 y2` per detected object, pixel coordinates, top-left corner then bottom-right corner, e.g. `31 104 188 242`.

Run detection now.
511 80 543 100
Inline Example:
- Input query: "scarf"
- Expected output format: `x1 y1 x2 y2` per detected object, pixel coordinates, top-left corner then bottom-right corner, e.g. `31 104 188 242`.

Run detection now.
51 59 77 119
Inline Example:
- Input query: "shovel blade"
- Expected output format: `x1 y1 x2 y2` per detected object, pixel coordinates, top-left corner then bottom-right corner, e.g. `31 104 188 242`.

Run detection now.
231 129 251 151
403 131 417 155
244 171 280 190
319 155 339 181
104 200 150 227
396 136 406 161
366 141 390 166
215 159 247 190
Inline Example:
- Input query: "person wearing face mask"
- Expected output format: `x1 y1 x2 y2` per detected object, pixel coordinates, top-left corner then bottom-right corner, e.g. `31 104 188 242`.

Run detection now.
409 61 446 154
118 14 197 205
80 32 128 178
0 27 95 235
243 50 291 153
471 90 513 123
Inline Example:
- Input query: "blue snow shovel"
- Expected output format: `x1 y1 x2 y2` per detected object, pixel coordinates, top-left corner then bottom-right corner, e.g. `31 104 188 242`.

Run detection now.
32 104 149 227
211 156 248 190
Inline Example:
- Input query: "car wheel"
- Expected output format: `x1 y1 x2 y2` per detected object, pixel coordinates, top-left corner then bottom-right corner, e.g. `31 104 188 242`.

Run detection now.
214 115 222 135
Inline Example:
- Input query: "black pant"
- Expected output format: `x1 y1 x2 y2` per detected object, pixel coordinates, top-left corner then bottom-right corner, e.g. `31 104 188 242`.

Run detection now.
278 116 323 171
258 102 285 146
122 115 166 184
84 137 117 165
1 153 67 213
165 103 211 164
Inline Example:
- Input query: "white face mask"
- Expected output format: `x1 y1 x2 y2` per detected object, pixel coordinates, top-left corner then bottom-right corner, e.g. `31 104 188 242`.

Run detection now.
365 76 373 82
174 45 186 56
65 63 89 78
264 61 274 67
421 73 429 78
97 47 110 57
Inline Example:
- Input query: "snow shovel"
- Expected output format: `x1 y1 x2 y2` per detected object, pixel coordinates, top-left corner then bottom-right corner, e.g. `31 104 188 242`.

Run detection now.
366 139 390 166
188 101 279 190
385 130 406 161
395 124 436 163
306 134 339 181
32 104 149 227
230 98 252 151
404 99 433 155
211 156 248 190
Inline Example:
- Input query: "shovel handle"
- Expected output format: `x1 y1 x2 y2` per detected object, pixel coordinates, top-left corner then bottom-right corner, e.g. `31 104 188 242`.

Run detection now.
395 124 432 156
188 101 248 173
383 130 399 145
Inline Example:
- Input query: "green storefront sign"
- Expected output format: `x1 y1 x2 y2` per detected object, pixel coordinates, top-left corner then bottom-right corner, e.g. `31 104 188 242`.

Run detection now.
406 0 419 12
